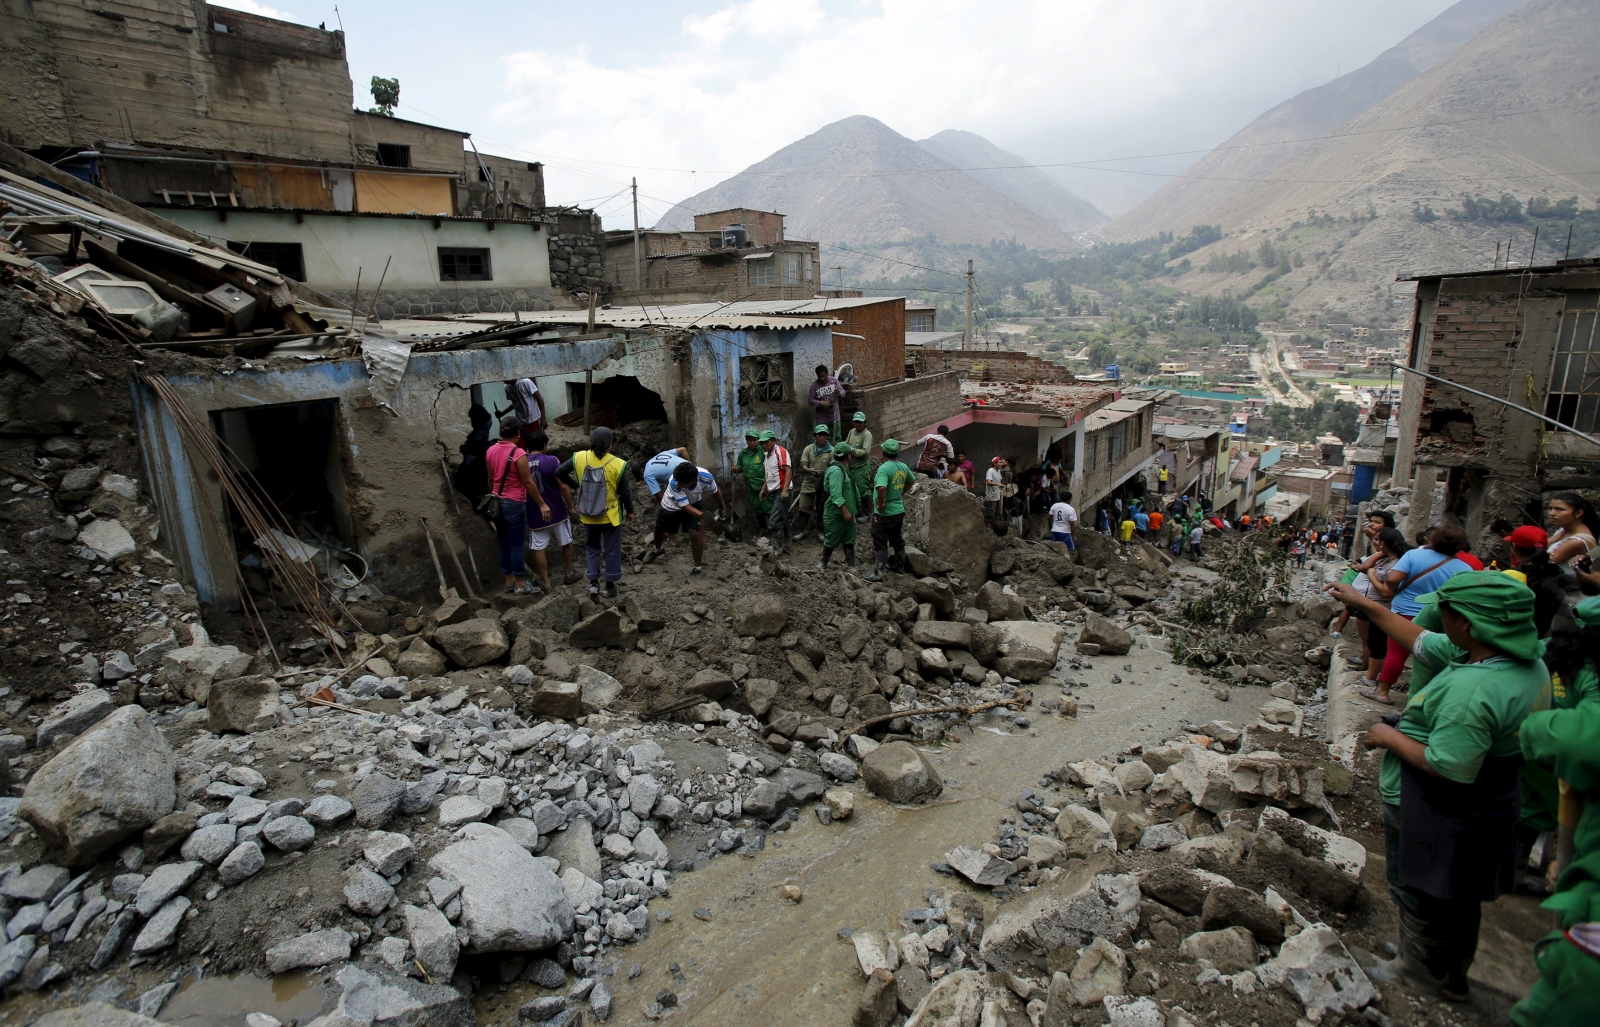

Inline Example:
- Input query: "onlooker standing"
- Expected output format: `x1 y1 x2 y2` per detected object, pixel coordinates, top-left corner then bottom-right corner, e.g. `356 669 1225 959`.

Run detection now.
1158 464 1169 494
1134 507 1150 539
808 364 846 440
758 430 792 553
1119 513 1137 546
1350 527 1410 695
845 412 875 508
559 426 634 597
485 416 540 595
1189 522 1204 559
1049 490 1078 550
500 377 544 444
954 451 975 491
1368 525 1475 703
867 439 912 581
523 430 574 593
795 426 834 536
1547 491 1600 588
647 460 727 575
984 457 1006 524
735 428 769 534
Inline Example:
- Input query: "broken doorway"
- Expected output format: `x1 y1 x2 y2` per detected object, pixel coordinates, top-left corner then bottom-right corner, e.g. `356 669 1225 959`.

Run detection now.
211 399 355 584
557 375 668 428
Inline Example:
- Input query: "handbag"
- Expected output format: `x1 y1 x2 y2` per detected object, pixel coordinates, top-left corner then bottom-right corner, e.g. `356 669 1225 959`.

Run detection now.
475 446 515 523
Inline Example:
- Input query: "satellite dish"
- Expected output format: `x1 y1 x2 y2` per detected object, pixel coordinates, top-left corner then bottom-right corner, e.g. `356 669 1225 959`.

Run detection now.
835 362 859 387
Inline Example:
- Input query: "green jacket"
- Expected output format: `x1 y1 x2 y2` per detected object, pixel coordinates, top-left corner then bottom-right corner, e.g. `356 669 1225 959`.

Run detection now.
823 463 856 514
736 447 766 490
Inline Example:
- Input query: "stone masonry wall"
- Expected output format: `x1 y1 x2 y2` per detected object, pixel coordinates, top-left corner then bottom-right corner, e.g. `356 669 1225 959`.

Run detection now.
548 212 607 296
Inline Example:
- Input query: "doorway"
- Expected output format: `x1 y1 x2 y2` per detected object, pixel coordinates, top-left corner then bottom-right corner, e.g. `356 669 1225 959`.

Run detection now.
210 399 353 553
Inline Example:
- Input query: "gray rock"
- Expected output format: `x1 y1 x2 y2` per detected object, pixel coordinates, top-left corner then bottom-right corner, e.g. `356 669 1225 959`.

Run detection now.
180 824 238 865
8 901 48 937
303 794 354 827
427 824 575 951
400 776 445 816
352 773 405 829
402 903 460 980
631 827 668 864
131 896 190 954
908 621 972 649
1137 822 1188 851
0 935 36 988
543 824 602 882
364 831 416 876
1177 926 1258 974
136 982 179 1018
626 774 662 817
732 596 786 638
134 861 202 916
498 818 540 852
396 639 447 679
207 676 282 735
37 690 116 747
438 795 491 828
577 666 623 710
568 608 624 649
944 846 1015 887
101 651 137 683
1 865 70 903
19 706 177 864
590 980 613 1021
318 963 473 1027
343 865 396 916
432 619 509 668
1054 805 1116 859
1078 612 1133 656
264 928 352 974
262 816 315 852
818 752 859 782
560 867 602 910
683 669 734 700
528 681 582 720
860 741 942 804
217 842 265 886
227 796 271 824
978 858 1140 972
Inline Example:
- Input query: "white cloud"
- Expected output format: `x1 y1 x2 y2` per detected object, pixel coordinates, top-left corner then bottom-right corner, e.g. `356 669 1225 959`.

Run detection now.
476 0 1454 225
209 0 295 21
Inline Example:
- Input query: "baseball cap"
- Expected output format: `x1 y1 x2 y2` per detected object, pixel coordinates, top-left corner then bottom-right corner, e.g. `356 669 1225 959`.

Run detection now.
852 411 867 422
1504 525 1548 549
832 442 853 456
881 439 900 454
758 430 776 442
745 427 760 439
814 424 831 435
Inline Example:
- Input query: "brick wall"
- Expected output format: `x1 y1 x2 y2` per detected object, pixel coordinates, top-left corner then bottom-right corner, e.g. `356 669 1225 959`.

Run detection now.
911 348 1074 383
845 372 963 446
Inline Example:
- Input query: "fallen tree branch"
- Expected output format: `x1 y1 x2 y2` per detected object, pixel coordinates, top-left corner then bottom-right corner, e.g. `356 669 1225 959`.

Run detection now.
841 693 1031 741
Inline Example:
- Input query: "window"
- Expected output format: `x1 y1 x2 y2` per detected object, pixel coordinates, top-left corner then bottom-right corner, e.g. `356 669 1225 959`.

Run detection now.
907 312 935 332
1546 292 1600 433
438 247 492 282
1108 421 1129 464
738 353 792 411
781 252 801 286
748 257 775 288
226 241 305 281
1085 434 1100 472
376 143 411 168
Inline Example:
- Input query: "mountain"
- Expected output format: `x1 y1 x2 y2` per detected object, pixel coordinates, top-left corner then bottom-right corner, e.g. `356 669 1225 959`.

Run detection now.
916 129 1107 233
653 116 1077 250
1147 0 1600 322
1106 0 1526 241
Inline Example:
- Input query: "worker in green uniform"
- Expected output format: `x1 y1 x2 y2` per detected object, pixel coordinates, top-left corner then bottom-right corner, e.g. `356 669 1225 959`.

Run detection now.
867 438 912 581
735 427 769 538
819 441 857 569
1511 595 1600 1027
1326 571 1550 1003
796 425 834 540
1520 597 1600 885
845 411 874 509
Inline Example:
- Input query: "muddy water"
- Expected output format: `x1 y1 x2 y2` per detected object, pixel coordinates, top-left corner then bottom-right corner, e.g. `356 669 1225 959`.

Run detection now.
483 646 1261 1027
159 972 329 1027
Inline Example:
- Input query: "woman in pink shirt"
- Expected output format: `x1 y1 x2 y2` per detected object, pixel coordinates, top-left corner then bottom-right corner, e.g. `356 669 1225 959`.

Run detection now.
485 416 545 594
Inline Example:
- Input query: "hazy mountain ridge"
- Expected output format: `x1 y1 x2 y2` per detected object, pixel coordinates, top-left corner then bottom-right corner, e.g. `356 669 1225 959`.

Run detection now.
915 129 1107 233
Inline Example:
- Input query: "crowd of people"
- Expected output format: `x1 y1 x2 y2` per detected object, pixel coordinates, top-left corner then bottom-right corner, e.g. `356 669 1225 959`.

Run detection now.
1319 492 1600 1018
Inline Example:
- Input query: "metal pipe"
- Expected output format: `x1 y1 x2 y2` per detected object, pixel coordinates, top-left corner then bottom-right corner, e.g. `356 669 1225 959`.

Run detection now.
1386 362 1600 449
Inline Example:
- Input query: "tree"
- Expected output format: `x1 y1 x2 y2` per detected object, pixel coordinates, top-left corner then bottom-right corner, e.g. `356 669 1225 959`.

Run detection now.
370 76 400 116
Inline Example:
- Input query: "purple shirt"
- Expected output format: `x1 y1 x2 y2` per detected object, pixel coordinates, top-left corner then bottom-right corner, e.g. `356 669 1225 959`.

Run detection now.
525 452 568 529
808 377 844 421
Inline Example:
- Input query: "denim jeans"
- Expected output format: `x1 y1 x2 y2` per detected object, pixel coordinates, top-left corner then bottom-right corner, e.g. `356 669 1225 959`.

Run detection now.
585 523 623 583
496 500 527 577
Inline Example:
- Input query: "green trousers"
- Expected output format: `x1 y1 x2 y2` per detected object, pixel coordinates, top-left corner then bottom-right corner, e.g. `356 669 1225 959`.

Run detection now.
823 506 857 548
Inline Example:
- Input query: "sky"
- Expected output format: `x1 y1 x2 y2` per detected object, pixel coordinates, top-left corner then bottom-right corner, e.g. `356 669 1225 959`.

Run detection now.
214 0 1462 226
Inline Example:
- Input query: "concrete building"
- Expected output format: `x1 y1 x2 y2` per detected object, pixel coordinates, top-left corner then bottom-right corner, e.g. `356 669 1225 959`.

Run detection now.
1153 423 1227 501
1392 257 1600 544
603 209 819 301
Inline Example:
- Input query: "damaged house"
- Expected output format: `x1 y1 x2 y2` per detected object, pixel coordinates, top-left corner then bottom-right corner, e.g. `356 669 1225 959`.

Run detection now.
1391 256 1600 540
2 0 604 315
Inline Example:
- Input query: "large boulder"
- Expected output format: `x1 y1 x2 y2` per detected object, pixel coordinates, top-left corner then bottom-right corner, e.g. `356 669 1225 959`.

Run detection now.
155 644 252 705
1250 807 1366 907
20 705 176 864
431 619 508 668
568 608 625 649
1255 923 1377 1020
395 638 447 679
990 620 1066 679
1077 612 1132 656
31 1004 163 1027
303 964 472 1027
207 675 282 734
978 857 1138 972
908 621 972 650
733 596 787 639
903 479 993 586
1178 926 1258 973
427 824 574 951
974 581 1025 621
860 741 942 804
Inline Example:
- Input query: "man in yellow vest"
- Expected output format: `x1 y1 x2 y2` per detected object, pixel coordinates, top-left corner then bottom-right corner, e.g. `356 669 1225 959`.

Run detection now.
557 426 634 598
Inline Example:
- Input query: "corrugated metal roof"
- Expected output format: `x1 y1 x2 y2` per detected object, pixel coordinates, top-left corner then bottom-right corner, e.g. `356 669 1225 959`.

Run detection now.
1155 424 1223 440
510 308 842 330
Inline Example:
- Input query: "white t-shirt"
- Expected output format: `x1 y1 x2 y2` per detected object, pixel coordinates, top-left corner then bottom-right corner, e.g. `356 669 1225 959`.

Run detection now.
508 378 541 425
1050 502 1077 534
1190 525 1204 542
661 467 718 512
917 433 953 462
985 467 1004 501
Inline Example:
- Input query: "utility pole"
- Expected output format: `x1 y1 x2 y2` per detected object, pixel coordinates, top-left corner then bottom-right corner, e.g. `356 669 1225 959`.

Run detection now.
831 265 844 291
631 178 642 292
964 259 974 350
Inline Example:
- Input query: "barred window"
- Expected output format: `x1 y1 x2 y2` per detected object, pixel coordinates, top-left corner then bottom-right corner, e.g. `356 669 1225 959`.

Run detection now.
738 353 792 411
1547 292 1600 433
439 247 492 282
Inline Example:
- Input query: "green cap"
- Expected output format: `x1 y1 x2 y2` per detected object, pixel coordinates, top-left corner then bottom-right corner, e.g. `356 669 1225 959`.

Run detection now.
881 438 900 454
758 430 776 442
832 442 854 456
813 424 831 435
852 411 867 422
744 427 760 438
1576 595 1600 629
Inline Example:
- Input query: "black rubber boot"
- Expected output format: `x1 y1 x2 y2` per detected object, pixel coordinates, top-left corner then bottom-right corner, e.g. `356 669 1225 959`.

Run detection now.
844 548 857 570
819 546 833 568
865 558 885 582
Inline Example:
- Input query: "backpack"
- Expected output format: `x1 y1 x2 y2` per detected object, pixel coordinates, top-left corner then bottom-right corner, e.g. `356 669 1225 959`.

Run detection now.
576 452 614 519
